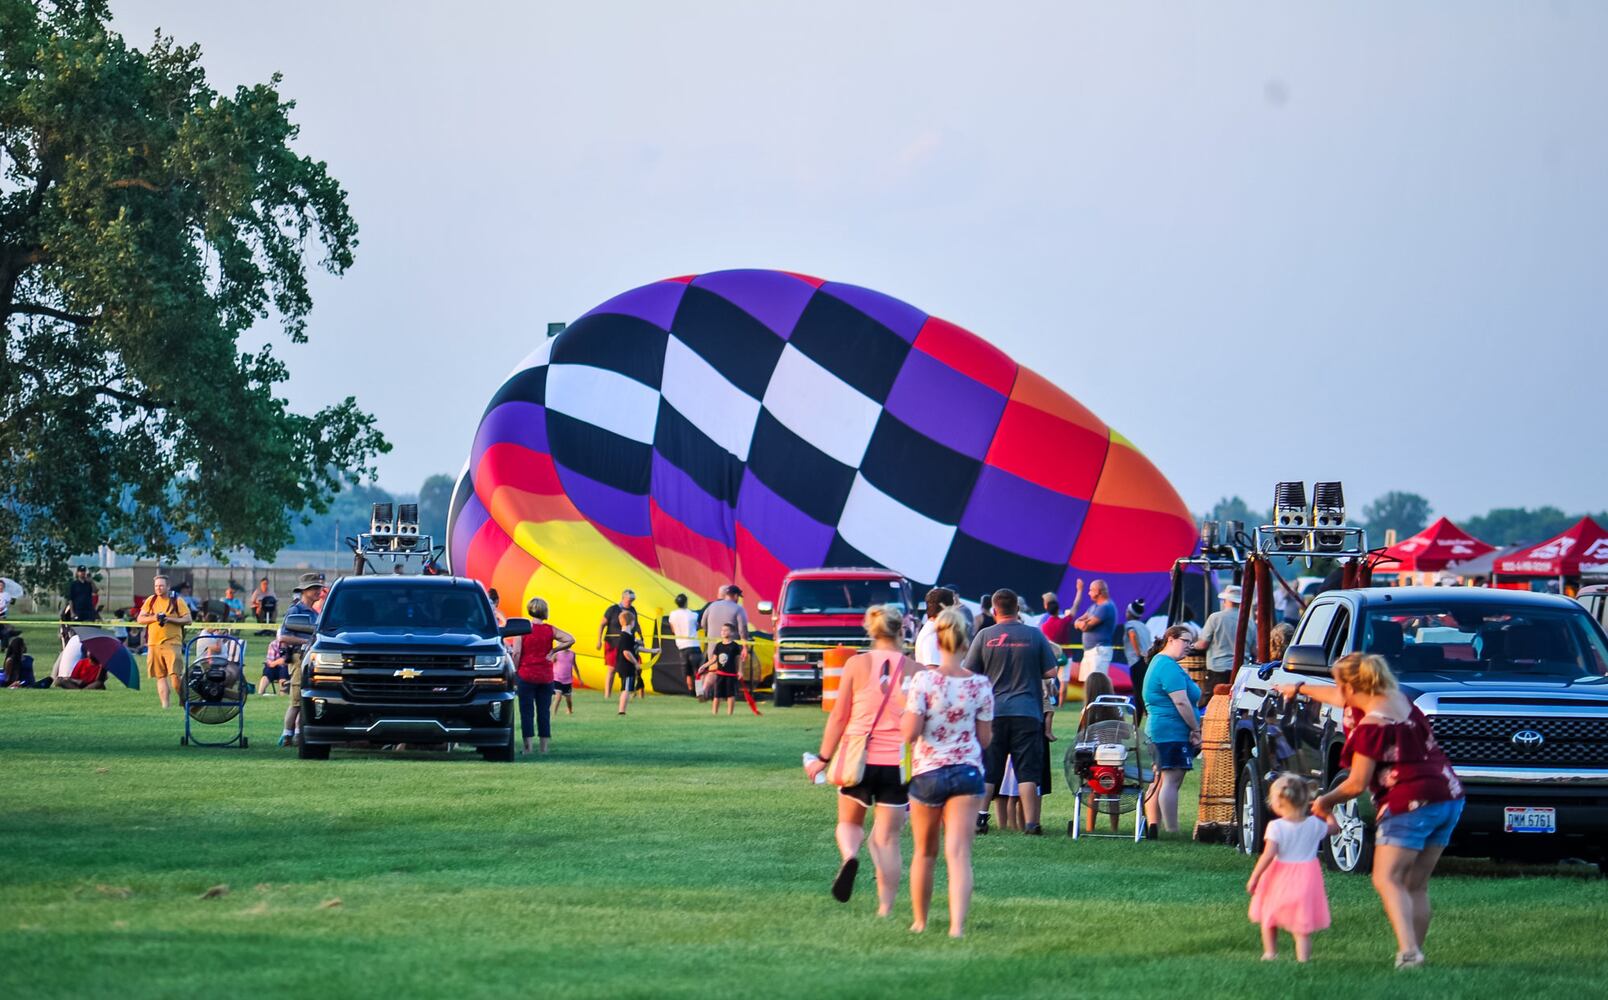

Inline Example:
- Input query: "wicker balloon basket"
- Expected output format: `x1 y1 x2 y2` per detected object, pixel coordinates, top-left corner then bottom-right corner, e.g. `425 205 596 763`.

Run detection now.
1193 685 1237 844
1179 653 1209 693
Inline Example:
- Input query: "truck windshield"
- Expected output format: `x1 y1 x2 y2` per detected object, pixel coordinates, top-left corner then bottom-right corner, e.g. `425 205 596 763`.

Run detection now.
320 584 496 636
1362 604 1608 678
783 579 906 615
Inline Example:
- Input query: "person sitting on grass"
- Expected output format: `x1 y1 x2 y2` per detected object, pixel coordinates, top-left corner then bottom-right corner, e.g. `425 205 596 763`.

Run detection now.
3 636 35 688
56 652 107 690
612 609 640 716
707 622 744 717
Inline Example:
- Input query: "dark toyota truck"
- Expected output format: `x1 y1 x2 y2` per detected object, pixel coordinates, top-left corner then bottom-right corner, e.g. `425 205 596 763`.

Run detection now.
1234 587 1608 872
289 575 530 761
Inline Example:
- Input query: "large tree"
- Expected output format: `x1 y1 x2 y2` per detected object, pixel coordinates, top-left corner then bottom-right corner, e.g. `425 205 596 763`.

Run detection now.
1361 491 1433 542
418 473 454 545
0 1 387 586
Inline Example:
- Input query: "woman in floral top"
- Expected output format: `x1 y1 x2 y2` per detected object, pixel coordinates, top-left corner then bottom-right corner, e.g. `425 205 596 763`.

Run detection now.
900 608 994 937
1281 652 1464 969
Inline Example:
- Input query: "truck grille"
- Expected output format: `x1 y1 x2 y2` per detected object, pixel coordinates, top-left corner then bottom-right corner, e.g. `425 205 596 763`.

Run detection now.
1430 715 1608 768
343 675 476 703
340 653 472 670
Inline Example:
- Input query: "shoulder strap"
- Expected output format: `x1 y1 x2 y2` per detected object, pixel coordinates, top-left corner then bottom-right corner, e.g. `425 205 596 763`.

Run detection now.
867 657 898 731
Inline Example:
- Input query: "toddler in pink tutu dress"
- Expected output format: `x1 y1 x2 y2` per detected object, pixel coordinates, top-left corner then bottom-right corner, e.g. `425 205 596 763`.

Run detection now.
1246 773 1339 962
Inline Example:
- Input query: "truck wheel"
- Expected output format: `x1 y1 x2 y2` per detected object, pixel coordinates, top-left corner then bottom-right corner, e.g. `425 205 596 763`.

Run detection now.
1322 769 1373 874
481 731 515 762
773 683 795 708
297 733 331 760
1236 760 1266 856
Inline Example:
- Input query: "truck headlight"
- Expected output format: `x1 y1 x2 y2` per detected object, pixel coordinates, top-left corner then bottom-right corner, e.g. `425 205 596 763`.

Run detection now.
309 652 344 671
473 654 504 669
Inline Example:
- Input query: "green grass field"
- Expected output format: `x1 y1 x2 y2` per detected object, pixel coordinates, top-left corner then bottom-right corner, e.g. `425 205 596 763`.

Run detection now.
2 642 1605 999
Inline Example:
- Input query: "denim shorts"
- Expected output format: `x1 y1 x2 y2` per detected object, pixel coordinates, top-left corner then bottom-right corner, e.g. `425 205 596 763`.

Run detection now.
1376 797 1464 851
1152 741 1194 771
909 763 985 807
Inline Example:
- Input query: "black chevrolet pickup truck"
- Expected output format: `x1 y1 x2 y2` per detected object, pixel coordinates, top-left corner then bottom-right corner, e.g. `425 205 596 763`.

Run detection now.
1233 587 1608 872
287 576 530 761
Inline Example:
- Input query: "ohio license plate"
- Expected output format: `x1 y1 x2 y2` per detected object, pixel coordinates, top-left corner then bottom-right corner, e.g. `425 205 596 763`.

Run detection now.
1503 807 1556 834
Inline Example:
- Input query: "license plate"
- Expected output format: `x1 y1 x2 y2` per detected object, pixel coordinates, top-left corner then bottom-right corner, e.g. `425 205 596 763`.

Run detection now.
1503 807 1556 834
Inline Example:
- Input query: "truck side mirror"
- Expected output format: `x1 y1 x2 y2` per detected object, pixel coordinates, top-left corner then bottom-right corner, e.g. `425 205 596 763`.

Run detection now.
757 601 774 616
1283 644 1331 677
500 617 532 638
281 612 317 637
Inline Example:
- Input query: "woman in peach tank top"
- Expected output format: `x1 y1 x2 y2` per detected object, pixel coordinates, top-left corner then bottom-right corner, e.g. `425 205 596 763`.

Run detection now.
806 604 919 916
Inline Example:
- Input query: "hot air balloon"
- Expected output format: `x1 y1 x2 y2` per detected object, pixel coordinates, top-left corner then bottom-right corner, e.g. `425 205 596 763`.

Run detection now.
450 270 1196 691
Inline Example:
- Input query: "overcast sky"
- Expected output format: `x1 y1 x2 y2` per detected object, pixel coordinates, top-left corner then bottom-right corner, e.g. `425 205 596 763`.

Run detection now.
112 1 1608 521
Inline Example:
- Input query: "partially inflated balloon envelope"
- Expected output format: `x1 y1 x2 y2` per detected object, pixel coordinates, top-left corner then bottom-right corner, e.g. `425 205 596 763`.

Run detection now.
450 270 1195 687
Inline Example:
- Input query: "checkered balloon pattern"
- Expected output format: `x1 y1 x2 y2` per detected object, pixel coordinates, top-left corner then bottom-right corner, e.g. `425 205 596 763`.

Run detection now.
449 270 1195 638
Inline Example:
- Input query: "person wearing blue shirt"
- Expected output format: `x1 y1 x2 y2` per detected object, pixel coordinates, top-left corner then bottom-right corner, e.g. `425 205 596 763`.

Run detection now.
1143 625 1203 835
1072 579 1118 681
276 572 325 746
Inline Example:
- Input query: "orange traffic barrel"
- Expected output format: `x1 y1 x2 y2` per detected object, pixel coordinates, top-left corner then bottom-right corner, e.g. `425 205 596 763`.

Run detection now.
821 645 854 712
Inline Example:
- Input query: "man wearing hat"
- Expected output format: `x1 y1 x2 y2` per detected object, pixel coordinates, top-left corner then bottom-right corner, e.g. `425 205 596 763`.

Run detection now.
276 572 327 746
1193 584 1255 703
699 584 750 664
287 572 326 620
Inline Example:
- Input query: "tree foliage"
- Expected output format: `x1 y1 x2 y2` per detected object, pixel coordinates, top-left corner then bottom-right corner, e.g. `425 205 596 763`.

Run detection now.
285 475 453 556
1462 506 1607 548
0 0 387 586
1360 491 1433 542
418 473 453 544
1203 495 1271 525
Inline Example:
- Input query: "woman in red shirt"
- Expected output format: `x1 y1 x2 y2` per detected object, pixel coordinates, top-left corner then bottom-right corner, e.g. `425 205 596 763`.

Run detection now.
513 597 575 755
1283 653 1463 969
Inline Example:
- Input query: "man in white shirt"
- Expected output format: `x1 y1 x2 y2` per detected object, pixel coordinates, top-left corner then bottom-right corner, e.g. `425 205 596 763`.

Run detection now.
668 593 703 695
914 586 956 667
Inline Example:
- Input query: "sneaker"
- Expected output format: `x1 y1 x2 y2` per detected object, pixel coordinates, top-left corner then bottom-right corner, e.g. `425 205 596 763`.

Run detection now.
1395 950 1425 970
276 734 291 747
976 813 990 836
1023 823 1044 836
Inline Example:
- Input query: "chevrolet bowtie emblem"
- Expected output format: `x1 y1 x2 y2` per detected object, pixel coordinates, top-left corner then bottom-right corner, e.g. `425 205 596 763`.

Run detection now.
394 668 421 679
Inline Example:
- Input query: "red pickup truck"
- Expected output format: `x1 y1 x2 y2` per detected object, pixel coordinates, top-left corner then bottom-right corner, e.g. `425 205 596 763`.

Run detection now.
759 568 915 707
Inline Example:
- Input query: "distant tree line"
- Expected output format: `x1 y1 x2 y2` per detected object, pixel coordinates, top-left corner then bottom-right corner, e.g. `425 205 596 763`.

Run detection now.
288 474 454 554
1203 493 1606 549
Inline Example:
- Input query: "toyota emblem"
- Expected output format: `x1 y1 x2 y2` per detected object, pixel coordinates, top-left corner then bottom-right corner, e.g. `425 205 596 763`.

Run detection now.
1511 729 1544 747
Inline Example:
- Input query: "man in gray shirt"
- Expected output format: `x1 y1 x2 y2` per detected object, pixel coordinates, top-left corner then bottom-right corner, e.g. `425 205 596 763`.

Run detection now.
699 584 750 658
1195 584 1255 702
964 588 1060 836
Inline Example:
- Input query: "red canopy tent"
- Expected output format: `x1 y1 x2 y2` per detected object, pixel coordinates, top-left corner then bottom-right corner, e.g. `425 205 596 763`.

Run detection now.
1493 517 1608 577
1378 517 1495 573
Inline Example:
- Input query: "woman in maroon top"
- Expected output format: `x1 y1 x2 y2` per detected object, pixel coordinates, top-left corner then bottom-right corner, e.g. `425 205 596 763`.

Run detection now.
513 597 575 755
1281 652 1464 969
